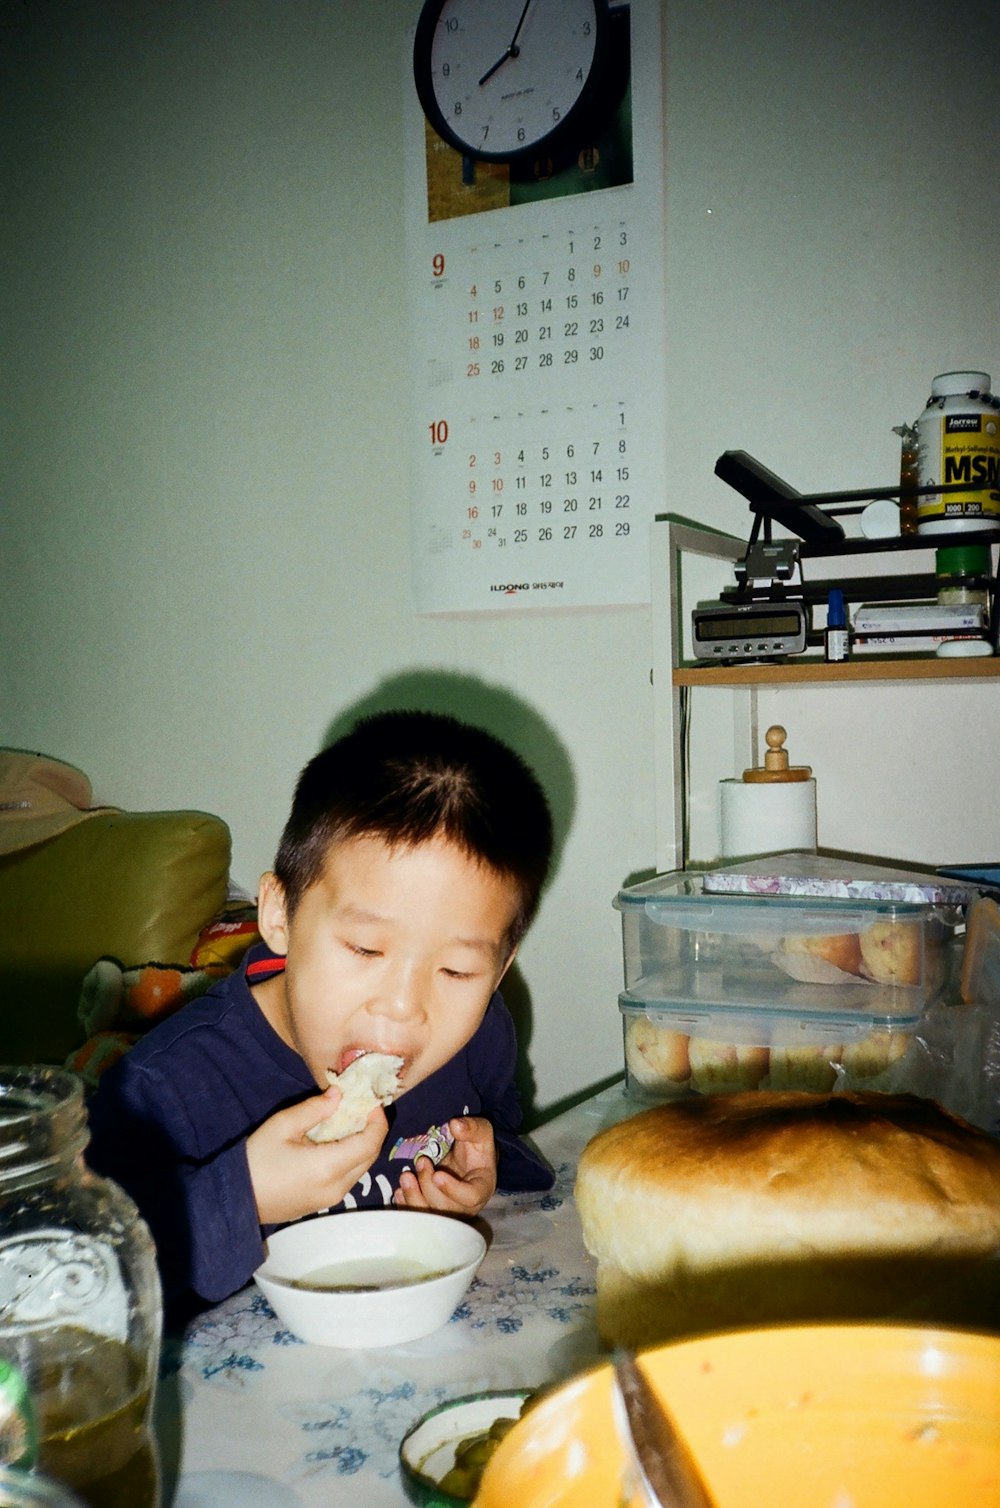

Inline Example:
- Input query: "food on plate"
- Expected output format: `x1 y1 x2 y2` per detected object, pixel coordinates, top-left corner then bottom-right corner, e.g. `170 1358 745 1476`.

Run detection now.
306 1051 404 1143
575 1091 1000 1347
431 1393 539 1501
767 1043 840 1092
858 919 921 984
623 1015 690 1089
841 1029 912 1080
780 930 863 976
437 1411 523 1498
687 1037 768 1093
400 1390 538 1504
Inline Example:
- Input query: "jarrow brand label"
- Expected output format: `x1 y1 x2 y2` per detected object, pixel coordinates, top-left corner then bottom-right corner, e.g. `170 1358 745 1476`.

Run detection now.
0 1230 129 1340
946 414 983 433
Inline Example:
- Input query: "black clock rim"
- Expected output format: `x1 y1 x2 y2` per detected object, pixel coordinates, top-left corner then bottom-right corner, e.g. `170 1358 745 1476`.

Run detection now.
413 0 614 165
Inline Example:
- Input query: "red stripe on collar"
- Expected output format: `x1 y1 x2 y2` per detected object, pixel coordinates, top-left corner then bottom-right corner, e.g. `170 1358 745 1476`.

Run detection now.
246 956 286 978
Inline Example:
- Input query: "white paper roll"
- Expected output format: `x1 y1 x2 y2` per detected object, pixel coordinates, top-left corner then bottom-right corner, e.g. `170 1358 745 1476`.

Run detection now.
719 778 817 860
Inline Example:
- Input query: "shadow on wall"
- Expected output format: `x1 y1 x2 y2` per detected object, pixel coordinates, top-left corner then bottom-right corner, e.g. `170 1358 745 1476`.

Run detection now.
319 669 577 1130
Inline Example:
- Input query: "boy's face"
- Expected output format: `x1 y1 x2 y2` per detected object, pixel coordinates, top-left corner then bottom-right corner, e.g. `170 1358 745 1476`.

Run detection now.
254 834 520 1094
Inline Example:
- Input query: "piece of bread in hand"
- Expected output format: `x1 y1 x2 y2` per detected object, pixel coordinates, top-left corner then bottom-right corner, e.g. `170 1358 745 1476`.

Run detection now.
575 1091 1000 1348
306 1052 404 1143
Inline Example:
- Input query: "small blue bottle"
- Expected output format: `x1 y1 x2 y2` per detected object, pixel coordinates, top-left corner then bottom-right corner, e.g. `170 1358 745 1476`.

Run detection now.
824 589 850 662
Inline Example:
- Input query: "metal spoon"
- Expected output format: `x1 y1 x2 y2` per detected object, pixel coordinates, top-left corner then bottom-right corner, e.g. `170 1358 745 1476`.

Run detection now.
612 1350 719 1508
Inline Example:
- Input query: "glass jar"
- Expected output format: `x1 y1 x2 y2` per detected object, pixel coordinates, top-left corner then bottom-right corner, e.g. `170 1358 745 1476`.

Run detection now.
0 1068 162 1508
935 544 990 608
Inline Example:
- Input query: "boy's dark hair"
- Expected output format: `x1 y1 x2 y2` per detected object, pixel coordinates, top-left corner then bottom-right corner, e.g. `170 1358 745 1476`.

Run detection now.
273 710 553 949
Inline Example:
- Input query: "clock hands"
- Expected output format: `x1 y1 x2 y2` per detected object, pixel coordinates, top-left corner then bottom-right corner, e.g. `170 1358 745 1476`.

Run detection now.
478 0 535 87
477 54 509 88
507 0 535 52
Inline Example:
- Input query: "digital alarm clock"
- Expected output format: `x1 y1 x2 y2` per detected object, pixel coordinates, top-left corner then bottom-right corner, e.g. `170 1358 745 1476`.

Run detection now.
691 598 808 661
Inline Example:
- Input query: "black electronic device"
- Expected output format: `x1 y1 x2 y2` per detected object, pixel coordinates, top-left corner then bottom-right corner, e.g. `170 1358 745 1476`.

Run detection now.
732 539 801 598
714 451 846 545
691 598 808 661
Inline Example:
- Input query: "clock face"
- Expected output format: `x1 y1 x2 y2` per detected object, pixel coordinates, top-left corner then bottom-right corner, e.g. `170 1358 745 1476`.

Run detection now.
414 0 609 164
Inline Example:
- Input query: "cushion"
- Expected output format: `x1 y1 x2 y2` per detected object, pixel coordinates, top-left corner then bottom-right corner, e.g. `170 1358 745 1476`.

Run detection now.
0 809 231 1065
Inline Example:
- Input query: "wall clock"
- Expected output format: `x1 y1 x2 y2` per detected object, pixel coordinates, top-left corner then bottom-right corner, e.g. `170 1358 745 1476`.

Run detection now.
413 0 623 166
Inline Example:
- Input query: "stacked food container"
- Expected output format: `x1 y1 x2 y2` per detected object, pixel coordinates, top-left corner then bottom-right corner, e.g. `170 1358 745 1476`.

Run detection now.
614 854 975 1101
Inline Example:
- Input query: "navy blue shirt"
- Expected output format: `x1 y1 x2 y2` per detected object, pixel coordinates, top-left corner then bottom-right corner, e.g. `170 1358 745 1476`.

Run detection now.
86 946 553 1308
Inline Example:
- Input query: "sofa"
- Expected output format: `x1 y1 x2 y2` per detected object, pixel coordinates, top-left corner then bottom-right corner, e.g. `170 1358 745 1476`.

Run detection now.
0 750 258 1075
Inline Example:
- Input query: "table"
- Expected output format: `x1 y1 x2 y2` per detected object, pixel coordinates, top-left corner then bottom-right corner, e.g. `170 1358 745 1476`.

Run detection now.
156 1083 636 1508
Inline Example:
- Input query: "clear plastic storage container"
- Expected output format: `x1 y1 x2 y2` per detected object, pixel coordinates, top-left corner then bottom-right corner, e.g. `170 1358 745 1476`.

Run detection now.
614 871 958 1101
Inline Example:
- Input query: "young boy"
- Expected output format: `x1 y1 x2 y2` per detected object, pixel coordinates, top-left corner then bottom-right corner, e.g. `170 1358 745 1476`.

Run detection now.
86 710 555 1313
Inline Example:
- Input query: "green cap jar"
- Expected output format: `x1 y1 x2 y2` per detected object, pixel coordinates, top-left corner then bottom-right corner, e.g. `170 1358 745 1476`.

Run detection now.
935 544 990 604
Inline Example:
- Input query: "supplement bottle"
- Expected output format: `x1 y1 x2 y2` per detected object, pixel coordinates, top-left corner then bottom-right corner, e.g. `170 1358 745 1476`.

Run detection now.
916 371 1000 534
0 1068 162 1508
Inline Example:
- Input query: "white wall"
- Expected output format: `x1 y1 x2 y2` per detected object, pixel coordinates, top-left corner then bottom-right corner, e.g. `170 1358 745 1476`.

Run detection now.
3 0 998 1116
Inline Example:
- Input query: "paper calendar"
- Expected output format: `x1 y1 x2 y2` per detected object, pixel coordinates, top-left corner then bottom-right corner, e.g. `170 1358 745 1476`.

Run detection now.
404 0 666 614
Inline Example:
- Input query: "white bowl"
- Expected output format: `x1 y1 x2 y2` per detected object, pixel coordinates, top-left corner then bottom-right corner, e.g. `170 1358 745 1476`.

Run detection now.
253 1209 487 1348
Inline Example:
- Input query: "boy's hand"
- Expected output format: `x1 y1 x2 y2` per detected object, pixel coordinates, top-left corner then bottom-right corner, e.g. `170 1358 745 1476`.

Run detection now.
392 1115 497 1216
247 1089 387 1226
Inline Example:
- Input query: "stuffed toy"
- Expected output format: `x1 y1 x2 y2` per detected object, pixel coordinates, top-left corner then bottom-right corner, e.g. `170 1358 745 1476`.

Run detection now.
68 900 261 1087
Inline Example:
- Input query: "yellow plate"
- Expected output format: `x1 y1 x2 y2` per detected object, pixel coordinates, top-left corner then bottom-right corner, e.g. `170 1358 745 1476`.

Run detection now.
474 1324 1000 1508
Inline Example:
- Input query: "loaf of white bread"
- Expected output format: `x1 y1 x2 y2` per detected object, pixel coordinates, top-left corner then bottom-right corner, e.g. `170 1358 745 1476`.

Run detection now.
576 1091 1000 1347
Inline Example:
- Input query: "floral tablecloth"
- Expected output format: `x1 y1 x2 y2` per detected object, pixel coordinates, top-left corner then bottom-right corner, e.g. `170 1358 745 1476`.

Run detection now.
157 1082 634 1507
